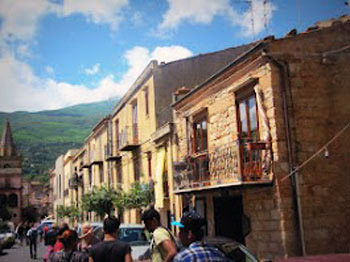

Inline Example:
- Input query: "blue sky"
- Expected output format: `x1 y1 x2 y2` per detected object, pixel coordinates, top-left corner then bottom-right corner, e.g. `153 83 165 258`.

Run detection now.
0 0 347 112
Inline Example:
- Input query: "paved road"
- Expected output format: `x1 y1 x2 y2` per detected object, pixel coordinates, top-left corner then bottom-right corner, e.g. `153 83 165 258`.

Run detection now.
0 240 46 262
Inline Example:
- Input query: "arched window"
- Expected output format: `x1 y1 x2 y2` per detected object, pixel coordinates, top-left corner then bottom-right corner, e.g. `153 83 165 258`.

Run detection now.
8 194 18 208
0 194 7 208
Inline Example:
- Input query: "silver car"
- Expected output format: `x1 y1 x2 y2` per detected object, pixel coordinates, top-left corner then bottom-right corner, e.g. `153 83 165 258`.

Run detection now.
93 223 150 260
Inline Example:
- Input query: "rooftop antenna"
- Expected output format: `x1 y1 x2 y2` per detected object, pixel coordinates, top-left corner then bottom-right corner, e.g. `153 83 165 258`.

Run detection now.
297 0 303 30
263 0 268 35
249 0 256 39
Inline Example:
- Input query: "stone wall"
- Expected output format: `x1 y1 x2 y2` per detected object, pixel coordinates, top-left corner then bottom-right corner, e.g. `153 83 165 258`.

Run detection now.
267 20 350 254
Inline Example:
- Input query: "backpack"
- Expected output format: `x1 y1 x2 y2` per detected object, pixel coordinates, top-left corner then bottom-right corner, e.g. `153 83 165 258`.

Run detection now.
45 228 58 246
28 228 38 240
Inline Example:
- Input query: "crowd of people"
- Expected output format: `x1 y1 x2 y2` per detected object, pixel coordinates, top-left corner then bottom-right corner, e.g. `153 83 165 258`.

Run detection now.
15 208 229 262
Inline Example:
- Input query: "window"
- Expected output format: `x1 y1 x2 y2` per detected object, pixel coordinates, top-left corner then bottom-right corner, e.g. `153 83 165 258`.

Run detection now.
144 87 149 116
115 119 120 150
88 168 92 188
191 110 209 182
99 165 104 183
193 110 208 153
133 153 140 182
0 194 6 208
236 91 261 180
8 194 18 207
132 101 138 144
147 152 152 178
116 162 123 184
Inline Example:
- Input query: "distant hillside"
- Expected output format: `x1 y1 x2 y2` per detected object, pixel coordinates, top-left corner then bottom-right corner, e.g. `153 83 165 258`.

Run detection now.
0 98 119 183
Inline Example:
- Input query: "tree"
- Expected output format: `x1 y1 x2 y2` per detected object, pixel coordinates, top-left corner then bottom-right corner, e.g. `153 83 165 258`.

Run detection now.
122 182 154 210
56 205 81 221
0 206 12 221
81 186 120 218
22 205 38 222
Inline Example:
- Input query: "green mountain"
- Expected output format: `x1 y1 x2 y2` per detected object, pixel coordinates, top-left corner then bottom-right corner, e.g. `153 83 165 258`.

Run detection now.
0 98 119 183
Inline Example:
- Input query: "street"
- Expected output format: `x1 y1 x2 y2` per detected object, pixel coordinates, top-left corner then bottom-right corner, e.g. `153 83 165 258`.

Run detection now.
0 240 46 262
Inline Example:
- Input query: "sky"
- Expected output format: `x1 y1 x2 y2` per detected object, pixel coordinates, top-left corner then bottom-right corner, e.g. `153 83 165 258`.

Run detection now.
0 0 347 112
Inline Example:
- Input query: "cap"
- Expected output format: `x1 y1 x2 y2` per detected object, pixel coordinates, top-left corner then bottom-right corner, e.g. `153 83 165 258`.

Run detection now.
171 211 206 230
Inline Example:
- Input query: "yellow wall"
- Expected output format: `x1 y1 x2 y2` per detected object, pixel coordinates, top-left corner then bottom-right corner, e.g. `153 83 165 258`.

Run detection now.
111 76 157 223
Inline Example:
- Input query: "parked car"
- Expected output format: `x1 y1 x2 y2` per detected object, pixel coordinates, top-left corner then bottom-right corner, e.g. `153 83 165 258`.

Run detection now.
0 228 16 249
93 223 150 260
204 236 259 262
76 222 103 237
275 253 350 262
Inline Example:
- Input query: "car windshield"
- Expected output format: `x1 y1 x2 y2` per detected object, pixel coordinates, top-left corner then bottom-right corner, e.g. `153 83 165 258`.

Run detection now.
118 228 149 246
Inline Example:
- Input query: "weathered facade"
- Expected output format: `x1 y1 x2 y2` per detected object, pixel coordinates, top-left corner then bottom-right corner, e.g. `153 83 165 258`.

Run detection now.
172 17 350 260
0 120 22 225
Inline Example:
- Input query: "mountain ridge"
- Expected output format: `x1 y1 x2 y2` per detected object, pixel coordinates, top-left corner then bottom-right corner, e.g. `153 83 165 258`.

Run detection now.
0 97 119 183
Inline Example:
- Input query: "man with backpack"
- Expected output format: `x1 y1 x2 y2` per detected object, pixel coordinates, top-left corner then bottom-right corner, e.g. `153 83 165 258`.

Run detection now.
141 208 178 262
27 223 38 259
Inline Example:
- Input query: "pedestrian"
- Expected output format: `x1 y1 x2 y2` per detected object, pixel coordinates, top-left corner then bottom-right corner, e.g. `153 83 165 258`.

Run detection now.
44 223 59 262
141 207 178 262
16 223 24 245
77 222 99 253
24 222 31 245
48 229 88 262
26 223 38 259
172 211 228 262
53 223 69 252
89 216 132 262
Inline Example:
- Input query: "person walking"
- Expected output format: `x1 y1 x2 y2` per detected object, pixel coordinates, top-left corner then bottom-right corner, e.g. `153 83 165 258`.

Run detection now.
172 211 229 262
16 223 24 245
48 229 88 262
77 222 99 253
44 223 59 262
26 223 38 259
89 216 132 262
141 208 178 262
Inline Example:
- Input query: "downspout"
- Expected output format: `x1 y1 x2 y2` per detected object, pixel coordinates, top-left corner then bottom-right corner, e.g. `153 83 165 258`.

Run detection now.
264 54 306 256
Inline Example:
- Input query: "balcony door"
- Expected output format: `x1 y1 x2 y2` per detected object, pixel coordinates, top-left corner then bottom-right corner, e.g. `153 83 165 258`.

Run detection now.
237 93 261 180
132 102 138 144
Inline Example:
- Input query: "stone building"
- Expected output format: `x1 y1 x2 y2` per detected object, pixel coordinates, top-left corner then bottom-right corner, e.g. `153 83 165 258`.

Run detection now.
172 16 350 260
0 120 22 225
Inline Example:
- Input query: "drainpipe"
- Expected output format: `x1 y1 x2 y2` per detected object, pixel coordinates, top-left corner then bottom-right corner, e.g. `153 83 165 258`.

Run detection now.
264 54 306 256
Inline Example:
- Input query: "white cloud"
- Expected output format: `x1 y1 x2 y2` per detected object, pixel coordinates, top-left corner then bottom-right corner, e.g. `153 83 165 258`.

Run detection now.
85 63 100 75
61 0 128 31
0 0 129 44
0 45 193 112
0 0 58 41
159 0 275 37
159 0 237 30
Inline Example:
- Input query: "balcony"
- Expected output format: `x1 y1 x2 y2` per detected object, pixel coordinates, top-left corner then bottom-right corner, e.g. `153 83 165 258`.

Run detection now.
68 174 83 189
173 143 272 194
119 126 140 151
90 150 103 166
105 143 122 162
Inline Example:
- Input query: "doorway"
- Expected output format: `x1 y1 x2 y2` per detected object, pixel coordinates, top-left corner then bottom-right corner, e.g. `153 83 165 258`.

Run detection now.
213 195 244 244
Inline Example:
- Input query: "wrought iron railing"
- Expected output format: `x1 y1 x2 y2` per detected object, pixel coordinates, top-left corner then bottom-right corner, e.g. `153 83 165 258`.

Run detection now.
173 142 271 192
119 126 139 150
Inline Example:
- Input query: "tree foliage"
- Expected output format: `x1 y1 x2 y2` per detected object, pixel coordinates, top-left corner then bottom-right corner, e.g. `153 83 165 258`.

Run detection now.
0 206 12 221
81 183 154 219
56 205 80 220
81 186 120 218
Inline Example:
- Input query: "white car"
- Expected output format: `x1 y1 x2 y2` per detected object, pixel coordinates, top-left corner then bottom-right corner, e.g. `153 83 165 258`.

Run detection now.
93 223 150 260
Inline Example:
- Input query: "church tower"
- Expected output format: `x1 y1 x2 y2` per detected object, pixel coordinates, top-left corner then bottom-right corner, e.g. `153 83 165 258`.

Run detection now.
0 120 22 225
